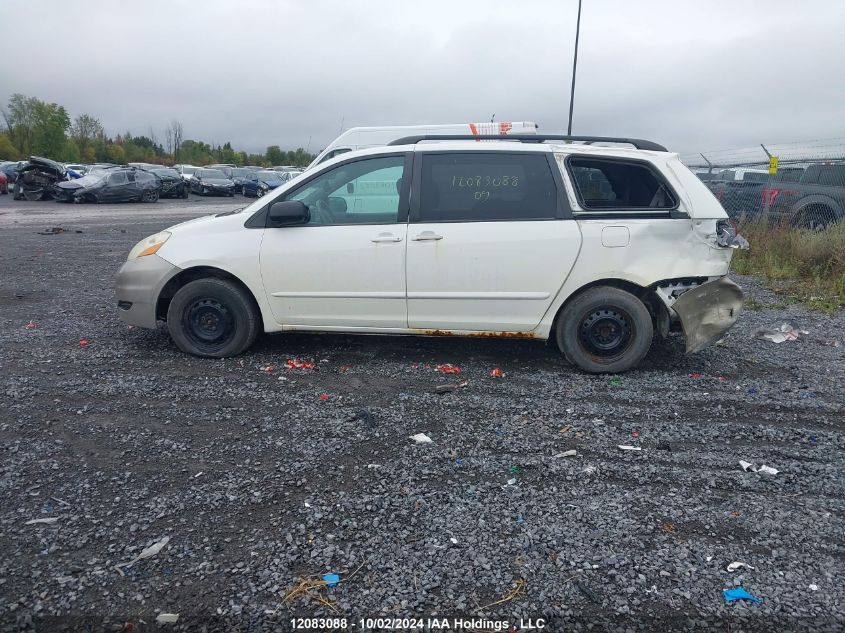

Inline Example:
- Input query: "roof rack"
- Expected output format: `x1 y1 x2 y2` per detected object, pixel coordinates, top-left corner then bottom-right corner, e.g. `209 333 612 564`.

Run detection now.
387 134 668 152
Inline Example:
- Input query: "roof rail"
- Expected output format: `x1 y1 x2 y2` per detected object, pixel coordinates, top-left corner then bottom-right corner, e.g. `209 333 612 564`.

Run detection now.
387 134 668 152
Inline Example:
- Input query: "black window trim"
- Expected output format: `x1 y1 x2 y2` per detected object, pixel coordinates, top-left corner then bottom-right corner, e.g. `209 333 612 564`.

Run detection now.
409 149 572 224
563 154 687 218
245 151 412 228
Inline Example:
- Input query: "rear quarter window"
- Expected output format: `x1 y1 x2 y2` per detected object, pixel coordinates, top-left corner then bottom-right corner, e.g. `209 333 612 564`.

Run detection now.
417 152 558 222
566 157 677 212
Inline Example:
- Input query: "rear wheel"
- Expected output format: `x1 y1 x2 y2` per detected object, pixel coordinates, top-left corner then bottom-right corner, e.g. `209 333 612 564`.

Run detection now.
795 205 836 231
556 286 653 373
167 278 259 358
142 189 159 203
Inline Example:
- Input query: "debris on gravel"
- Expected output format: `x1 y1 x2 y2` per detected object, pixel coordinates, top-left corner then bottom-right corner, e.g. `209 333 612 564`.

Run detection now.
1 199 844 631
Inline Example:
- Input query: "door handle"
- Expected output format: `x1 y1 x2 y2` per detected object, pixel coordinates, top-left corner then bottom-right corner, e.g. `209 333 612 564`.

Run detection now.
371 233 402 243
412 231 443 241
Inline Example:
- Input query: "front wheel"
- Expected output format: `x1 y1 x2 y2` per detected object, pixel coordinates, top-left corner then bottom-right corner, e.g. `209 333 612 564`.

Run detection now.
556 286 653 373
166 278 259 358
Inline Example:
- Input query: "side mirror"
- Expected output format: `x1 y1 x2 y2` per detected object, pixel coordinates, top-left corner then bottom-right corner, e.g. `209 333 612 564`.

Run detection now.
268 200 309 226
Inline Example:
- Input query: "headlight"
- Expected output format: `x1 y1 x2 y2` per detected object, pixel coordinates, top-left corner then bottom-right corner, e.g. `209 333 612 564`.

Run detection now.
128 231 171 260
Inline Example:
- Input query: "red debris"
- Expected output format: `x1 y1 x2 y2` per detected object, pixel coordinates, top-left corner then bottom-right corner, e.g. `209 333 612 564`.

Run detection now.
261 365 275 373
24 320 37 330
339 364 352 372
691 373 702 379
285 359 315 370
490 367 504 378
632 430 640 438
436 364 461 374
319 393 329 401
718 376 728 382
79 339 90 346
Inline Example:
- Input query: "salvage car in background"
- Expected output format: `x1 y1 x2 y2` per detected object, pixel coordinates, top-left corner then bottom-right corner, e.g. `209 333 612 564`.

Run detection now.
241 170 286 197
190 169 235 196
13 156 66 200
0 170 7 194
0 160 27 184
147 167 189 198
53 167 161 203
116 134 746 373
228 167 252 193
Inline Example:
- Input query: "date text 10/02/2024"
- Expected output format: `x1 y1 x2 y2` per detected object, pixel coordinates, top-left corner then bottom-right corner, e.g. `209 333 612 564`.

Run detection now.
290 617 548 630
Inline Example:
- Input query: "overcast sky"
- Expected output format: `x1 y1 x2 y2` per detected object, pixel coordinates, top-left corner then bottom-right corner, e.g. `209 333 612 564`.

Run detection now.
1 0 843 157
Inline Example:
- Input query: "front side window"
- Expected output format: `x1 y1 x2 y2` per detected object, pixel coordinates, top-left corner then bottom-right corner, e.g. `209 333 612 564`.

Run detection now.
567 157 677 210
284 155 404 225
418 153 558 222
108 172 128 185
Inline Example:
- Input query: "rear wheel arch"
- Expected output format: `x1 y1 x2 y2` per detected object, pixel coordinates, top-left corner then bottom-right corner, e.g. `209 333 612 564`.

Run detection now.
156 266 263 324
551 278 662 337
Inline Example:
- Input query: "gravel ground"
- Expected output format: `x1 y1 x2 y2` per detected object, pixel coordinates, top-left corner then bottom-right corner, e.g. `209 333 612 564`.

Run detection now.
1 195 843 632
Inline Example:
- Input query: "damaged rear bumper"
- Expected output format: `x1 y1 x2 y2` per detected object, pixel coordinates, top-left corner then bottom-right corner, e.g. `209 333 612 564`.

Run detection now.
670 277 743 353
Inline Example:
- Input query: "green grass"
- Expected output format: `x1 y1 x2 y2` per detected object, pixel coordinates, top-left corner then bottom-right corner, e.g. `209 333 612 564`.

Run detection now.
733 219 845 314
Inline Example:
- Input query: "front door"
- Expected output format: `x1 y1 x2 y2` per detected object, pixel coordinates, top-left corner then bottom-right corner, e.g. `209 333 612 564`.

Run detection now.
259 154 410 328
406 151 582 332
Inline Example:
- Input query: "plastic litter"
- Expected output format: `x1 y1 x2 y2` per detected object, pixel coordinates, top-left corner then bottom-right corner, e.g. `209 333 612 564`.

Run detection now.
24 517 58 525
609 377 622 387
753 322 807 344
116 536 170 575
155 614 179 624
490 367 504 378
739 461 779 475
506 478 517 485
727 561 755 572
723 587 763 604
435 363 461 374
809 584 819 591
285 359 315 369
507 466 520 474
618 445 642 451
449 537 458 544
434 379 469 394
409 433 433 444
516 515 525 525
631 430 640 438
319 393 329 401
555 449 577 458
260 365 274 373
691 373 702 379
79 339 90 346
24 320 37 330
322 573 340 588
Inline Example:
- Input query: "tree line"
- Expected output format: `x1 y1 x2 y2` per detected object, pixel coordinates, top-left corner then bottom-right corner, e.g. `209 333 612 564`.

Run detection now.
0 94 316 167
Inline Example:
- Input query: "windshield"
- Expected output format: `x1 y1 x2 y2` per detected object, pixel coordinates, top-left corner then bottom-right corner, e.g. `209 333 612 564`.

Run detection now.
200 169 226 179
152 168 179 177
182 167 197 175
231 168 249 177
256 171 279 180
72 174 106 187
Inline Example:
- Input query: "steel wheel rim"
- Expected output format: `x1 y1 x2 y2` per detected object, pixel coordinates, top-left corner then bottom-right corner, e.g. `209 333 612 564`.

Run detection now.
578 305 634 360
183 298 235 349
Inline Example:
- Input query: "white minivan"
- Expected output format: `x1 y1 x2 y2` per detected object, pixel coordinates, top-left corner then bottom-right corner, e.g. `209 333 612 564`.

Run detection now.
116 134 744 373
307 121 538 169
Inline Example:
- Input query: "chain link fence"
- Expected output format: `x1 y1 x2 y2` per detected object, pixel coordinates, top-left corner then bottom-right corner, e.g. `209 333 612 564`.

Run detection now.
680 139 845 230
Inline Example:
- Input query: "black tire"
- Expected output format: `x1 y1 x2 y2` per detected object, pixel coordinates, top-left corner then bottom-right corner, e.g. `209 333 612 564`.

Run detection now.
167 278 260 358
142 189 160 203
795 205 836 231
182 186 189 199
555 286 653 374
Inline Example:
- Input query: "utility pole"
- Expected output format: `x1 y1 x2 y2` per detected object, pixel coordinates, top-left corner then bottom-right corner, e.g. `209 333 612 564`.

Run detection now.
567 0 583 135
